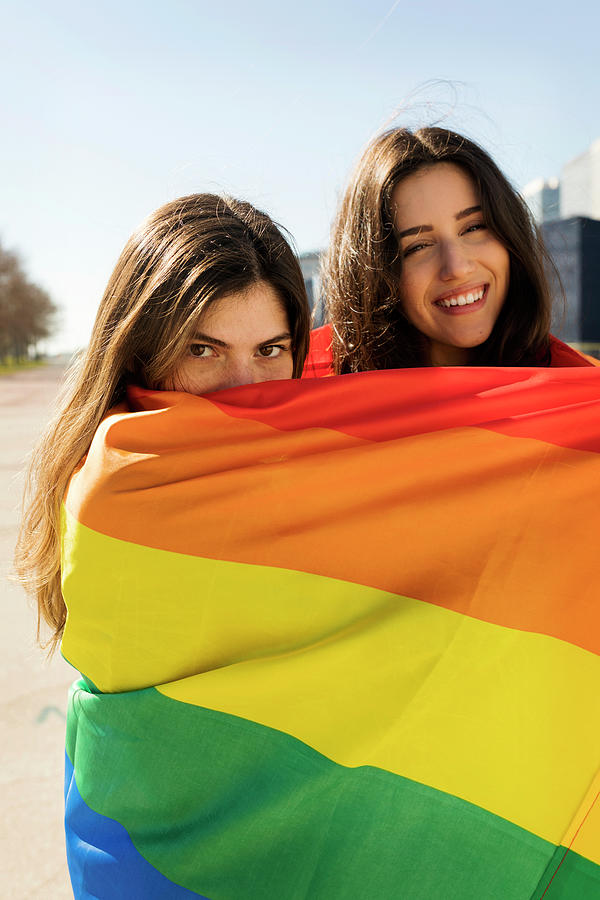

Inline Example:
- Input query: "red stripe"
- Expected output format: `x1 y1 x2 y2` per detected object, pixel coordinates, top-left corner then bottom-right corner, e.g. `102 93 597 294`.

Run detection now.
196 367 600 454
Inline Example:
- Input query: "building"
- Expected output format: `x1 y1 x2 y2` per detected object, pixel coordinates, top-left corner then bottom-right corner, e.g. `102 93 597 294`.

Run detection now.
560 138 600 220
522 177 560 224
542 216 600 353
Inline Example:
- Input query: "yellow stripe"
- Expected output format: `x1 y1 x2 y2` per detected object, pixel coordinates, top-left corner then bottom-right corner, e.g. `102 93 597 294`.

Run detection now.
561 771 600 865
60 505 398 692
61 508 600 856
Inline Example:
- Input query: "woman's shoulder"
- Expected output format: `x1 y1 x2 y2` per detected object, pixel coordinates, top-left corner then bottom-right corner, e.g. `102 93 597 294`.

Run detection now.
547 335 600 367
302 326 600 375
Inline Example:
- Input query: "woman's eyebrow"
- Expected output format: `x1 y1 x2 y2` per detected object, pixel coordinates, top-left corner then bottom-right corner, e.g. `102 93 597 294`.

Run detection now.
189 331 293 348
397 224 433 239
398 205 482 239
190 332 229 348
258 332 292 345
455 205 481 220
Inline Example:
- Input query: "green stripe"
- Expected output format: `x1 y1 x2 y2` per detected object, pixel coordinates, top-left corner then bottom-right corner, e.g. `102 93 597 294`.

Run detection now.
531 847 600 898
66 681 595 899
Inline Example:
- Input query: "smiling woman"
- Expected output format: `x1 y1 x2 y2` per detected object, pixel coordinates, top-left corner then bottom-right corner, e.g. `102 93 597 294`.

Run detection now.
322 127 590 372
392 162 510 366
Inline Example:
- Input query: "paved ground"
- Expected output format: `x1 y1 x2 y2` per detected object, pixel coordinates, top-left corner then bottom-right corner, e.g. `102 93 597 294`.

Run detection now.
1 365 74 898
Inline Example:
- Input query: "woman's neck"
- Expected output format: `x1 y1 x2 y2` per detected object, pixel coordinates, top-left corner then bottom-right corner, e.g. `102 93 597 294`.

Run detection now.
428 341 472 367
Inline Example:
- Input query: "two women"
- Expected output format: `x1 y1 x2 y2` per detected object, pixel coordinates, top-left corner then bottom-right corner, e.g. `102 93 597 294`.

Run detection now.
16 132 600 898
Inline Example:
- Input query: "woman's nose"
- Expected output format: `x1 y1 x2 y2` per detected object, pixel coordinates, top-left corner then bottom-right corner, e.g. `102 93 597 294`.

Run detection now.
219 358 260 390
439 240 475 281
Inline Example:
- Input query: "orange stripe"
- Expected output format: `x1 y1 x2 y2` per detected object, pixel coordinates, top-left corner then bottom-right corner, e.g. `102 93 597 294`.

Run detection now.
66 396 600 655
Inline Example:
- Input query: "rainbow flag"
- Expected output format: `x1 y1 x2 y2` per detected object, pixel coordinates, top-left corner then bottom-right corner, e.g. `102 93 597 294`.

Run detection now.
62 366 600 899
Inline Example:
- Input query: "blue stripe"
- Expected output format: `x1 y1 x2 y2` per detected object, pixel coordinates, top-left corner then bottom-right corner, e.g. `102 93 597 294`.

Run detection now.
65 753 208 899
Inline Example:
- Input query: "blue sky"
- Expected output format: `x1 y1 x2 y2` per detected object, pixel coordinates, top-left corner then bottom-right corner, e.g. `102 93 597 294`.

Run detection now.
1 0 598 351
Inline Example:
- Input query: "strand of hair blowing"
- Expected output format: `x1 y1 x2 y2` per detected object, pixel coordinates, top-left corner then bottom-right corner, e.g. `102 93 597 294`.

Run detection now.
14 354 124 648
325 127 554 373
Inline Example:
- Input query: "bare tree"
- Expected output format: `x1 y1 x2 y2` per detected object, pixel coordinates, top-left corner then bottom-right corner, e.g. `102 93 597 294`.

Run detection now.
0 241 58 363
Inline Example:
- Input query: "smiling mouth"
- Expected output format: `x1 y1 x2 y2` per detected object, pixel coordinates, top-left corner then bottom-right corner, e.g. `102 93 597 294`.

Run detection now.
435 286 487 310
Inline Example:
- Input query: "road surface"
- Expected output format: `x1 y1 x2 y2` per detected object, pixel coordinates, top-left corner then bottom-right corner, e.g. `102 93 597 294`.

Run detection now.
1 364 74 899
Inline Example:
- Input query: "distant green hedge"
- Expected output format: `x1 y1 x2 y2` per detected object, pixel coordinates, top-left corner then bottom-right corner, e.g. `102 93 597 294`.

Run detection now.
0 358 47 375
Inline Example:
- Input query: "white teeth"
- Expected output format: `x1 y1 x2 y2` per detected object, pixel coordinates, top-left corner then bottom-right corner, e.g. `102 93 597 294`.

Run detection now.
437 288 485 308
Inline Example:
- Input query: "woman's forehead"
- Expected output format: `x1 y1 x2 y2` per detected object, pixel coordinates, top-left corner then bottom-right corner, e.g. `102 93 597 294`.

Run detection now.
194 282 289 344
391 164 479 225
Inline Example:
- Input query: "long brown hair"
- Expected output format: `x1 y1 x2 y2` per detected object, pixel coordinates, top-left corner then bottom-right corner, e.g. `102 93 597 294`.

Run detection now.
325 127 554 372
15 193 310 649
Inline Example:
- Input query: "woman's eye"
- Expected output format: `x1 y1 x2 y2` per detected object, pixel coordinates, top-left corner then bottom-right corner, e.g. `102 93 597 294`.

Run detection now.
259 345 283 358
189 343 214 358
464 222 487 234
403 242 428 257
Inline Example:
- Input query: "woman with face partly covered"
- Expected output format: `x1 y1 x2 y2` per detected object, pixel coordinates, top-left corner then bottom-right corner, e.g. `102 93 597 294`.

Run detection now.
317 127 597 373
17 193 310 649
15 193 312 897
